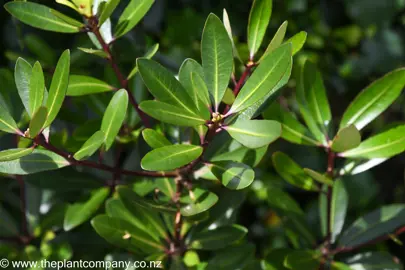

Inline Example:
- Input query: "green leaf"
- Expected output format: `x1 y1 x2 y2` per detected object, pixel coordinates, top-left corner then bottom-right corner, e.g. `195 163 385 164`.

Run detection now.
114 0 155 38
338 204 405 248
331 124 361 152
260 21 288 62
178 59 211 118
339 158 387 176
101 89 128 150
340 68 405 130
180 188 218 216
64 187 109 231
222 88 235 105
155 177 175 198
0 149 70 175
209 161 255 190
117 186 176 215
263 248 292 270
302 60 331 133
263 103 319 146
344 252 403 270
91 215 165 254
4 2 83 33
247 0 272 58
0 148 34 162
201 13 233 111
73 131 105 160
0 103 20 134
28 106 48 138
284 250 321 270
29 62 45 116
190 225 247 250
128 44 159 79
229 43 292 114
137 59 202 117
45 50 70 127
139 100 206 127
272 152 319 191
67 75 114 96
341 125 405 159
223 9 242 62
330 180 349 244
303 168 333 186
206 243 255 270
77 47 109 59
142 129 172 149
285 31 307 56
15 58 32 116
225 119 281 149
141 144 203 171
98 0 120 26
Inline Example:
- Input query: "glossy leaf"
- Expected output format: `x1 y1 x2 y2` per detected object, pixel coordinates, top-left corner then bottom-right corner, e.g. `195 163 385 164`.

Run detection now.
226 120 281 149
73 131 105 160
190 225 247 250
303 168 333 186
340 68 405 130
284 250 321 270
15 58 32 116
247 0 272 58
115 0 155 38
29 62 45 116
344 252 402 270
91 215 165 254
141 144 203 171
67 75 114 96
223 9 242 62
180 188 218 216
302 60 331 133
45 50 70 127
201 13 233 111
209 161 255 190
330 180 349 244
285 31 307 55
139 100 206 127
339 158 388 176
0 104 20 134
64 187 109 231
78 47 109 58
142 129 172 149
0 149 70 175
191 72 211 109
341 125 405 159
338 204 405 248
28 106 48 138
4 2 83 33
263 103 319 146
101 89 128 150
98 0 120 26
229 43 292 114
128 44 159 79
117 186 176 214
260 21 288 62
137 59 202 117
331 124 361 152
0 148 34 162
272 152 318 191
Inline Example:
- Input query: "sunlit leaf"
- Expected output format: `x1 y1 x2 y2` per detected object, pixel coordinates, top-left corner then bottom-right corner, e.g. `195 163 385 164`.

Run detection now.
73 131 105 160
142 129 172 149
247 0 272 58
67 75 114 96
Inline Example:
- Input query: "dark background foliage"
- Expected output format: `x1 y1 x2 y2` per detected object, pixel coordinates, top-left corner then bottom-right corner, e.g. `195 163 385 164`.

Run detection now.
1 0 405 265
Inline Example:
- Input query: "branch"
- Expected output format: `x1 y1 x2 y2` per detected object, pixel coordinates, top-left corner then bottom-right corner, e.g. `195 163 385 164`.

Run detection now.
88 17 151 128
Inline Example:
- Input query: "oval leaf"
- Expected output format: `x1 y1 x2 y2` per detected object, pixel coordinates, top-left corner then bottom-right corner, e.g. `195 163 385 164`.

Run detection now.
285 31 307 56
4 2 83 33
28 106 48 138
98 0 120 26
272 152 319 191
229 43 292 114
190 224 247 250
0 148 34 162
247 0 272 58
0 149 70 175
180 188 218 216
331 124 361 152
341 125 405 159
260 21 288 62
15 58 32 116
45 50 70 127
303 168 333 186
101 89 129 150
340 68 405 130
67 75 114 96
141 144 203 171
139 100 206 127
142 128 172 149
209 161 255 190
330 180 349 244
64 187 109 231
201 13 233 111
225 119 281 149
29 62 45 116
73 131 105 160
